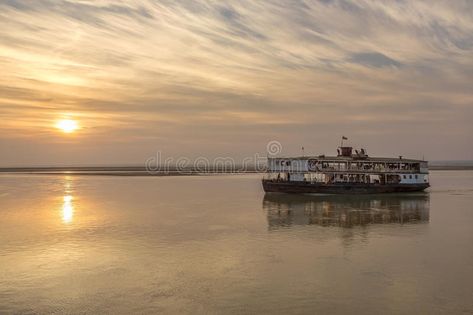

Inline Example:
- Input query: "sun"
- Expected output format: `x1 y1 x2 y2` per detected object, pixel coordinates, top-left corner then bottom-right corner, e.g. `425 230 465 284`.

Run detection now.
56 119 79 133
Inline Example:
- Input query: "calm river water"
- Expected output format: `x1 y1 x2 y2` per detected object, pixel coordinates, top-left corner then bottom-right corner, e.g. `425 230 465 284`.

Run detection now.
0 171 472 314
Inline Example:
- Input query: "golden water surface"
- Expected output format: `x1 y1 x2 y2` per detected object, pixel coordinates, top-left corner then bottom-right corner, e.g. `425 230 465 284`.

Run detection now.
0 172 472 314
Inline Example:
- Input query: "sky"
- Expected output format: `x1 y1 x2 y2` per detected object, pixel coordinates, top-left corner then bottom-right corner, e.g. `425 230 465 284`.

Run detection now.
0 0 472 166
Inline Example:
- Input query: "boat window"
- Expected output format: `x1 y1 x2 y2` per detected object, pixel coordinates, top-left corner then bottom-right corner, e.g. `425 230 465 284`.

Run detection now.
403 175 406 179
415 175 418 179
409 175 412 179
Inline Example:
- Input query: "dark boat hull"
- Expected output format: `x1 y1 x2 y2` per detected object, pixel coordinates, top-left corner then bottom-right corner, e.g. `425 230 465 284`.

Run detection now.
262 180 430 194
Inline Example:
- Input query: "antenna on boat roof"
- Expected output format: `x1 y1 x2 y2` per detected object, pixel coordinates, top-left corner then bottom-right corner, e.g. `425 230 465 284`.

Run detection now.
301 146 305 157
340 136 348 148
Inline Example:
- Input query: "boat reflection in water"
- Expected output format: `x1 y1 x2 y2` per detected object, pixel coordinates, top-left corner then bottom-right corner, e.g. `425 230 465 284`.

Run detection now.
263 193 430 229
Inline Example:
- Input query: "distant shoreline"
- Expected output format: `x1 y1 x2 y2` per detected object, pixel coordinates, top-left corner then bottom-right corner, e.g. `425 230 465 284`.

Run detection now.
0 165 472 176
0 166 261 176
430 166 473 171
0 172 262 177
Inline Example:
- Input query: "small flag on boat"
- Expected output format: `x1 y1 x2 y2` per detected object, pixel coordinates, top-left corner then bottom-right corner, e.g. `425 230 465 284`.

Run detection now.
342 136 348 140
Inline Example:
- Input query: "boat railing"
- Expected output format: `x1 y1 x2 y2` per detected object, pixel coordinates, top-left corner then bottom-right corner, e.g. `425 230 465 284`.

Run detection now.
319 167 421 174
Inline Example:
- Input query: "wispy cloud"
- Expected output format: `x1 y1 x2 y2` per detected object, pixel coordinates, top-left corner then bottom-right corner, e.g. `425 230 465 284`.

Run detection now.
0 0 472 164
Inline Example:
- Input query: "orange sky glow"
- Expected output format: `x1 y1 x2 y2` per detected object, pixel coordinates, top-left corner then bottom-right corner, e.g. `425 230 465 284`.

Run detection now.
0 0 472 165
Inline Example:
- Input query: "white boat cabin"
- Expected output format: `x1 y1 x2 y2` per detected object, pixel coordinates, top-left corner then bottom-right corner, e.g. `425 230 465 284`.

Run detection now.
265 146 429 185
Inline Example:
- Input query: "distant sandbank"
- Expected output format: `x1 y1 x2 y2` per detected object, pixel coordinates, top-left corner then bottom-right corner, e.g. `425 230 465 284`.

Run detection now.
0 165 472 176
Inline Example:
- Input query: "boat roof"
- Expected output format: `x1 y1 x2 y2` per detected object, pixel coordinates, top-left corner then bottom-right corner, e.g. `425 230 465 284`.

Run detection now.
269 155 426 163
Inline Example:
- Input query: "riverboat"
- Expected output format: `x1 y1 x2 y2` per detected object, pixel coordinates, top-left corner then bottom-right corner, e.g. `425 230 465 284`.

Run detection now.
262 143 430 194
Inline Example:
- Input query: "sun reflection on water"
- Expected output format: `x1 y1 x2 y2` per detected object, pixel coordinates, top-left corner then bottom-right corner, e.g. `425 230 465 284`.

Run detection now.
61 176 74 224
62 195 74 224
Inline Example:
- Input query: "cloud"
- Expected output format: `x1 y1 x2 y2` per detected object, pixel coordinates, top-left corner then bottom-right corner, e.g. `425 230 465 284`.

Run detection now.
0 0 472 164
348 52 401 68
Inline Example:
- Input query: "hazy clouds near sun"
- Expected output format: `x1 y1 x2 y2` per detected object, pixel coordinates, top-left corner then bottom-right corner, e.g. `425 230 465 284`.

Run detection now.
0 0 472 165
